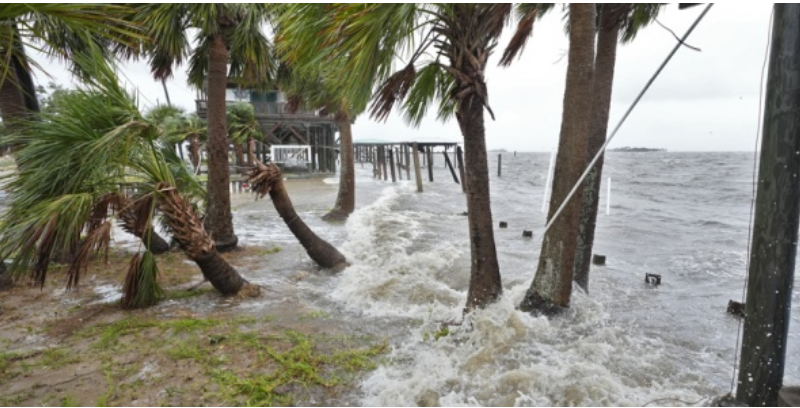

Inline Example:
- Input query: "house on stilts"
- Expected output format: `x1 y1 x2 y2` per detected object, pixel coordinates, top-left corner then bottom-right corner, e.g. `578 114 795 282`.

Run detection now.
195 83 340 173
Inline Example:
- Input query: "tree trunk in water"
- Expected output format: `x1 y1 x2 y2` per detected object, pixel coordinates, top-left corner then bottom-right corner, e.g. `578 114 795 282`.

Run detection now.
203 34 238 252
459 94 502 312
573 6 619 293
233 142 245 170
322 112 355 221
521 4 596 314
157 183 257 297
188 134 201 172
247 162 348 271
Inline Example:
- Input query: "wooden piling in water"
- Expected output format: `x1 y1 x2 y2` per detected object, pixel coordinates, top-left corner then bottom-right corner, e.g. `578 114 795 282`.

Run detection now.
427 146 434 182
404 145 411 180
389 148 396 183
381 146 388 181
412 143 423 192
396 147 403 180
498 154 502 177
443 150 459 184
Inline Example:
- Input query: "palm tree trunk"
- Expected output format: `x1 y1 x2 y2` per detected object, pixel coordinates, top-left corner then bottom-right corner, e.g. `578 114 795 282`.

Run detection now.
459 91 503 312
520 4 596 314
188 133 201 172
203 33 238 252
322 112 355 221
247 162 348 271
0 69 28 135
116 196 171 255
234 142 245 169
573 7 620 293
157 183 257 297
248 137 256 165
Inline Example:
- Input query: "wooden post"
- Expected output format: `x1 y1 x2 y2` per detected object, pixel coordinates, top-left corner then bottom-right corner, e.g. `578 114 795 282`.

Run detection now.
396 148 403 180
497 154 502 177
443 150 459 184
372 149 377 178
736 5 800 406
388 147 396 182
456 146 466 193
404 145 411 180
376 147 382 179
412 142 423 192
427 146 434 182
382 145 388 181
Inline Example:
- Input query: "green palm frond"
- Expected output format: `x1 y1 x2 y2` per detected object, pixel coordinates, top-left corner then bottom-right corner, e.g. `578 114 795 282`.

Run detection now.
226 102 261 145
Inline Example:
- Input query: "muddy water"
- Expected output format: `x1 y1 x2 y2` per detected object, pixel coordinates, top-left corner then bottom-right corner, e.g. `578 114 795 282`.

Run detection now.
221 152 799 406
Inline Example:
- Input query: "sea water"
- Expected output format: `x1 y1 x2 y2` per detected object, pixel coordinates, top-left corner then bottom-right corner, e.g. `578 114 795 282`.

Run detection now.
144 152 800 405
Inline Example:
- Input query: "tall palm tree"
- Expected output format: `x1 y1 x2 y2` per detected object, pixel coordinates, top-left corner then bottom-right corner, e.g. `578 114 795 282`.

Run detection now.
272 63 359 221
136 4 276 252
277 4 519 311
572 4 663 292
519 4 597 314
0 63 257 307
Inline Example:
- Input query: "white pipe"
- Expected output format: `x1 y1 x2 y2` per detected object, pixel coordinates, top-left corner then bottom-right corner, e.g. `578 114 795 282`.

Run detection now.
606 177 611 215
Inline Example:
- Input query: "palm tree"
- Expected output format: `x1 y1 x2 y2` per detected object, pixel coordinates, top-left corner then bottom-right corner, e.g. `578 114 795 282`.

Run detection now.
272 64 359 221
226 101 261 170
247 160 348 271
0 5 139 130
519 4 597 314
136 4 276 252
276 4 520 311
0 63 257 307
572 4 663 292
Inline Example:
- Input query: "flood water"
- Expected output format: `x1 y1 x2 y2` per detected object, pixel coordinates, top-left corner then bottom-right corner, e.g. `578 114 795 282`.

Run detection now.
240 151 800 406
59 151 800 405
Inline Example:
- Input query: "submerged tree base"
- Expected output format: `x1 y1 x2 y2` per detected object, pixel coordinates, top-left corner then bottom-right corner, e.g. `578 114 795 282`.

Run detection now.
321 208 349 223
214 235 240 253
518 291 568 317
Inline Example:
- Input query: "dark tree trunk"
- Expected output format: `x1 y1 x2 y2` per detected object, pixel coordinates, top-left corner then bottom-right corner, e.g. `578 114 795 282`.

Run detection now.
459 92 503 312
203 34 238 252
247 162 348 271
521 4 596 314
573 5 620 292
323 112 355 221
248 137 256 165
233 142 245 169
0 69 28 134
188 133 201 172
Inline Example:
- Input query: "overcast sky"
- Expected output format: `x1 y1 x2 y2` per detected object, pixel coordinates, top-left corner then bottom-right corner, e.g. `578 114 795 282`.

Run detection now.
31 3 774 152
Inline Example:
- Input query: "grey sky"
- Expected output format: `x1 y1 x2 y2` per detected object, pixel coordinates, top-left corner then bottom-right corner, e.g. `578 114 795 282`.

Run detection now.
31 3 774 152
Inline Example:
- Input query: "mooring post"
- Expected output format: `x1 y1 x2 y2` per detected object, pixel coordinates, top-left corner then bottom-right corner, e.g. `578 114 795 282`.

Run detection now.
396 147 403 180
404 145 411 180
443 150 459 184
389 148 396 183
412 142 423 192
498 154 502 177
456 145 466 193
737 5 800 406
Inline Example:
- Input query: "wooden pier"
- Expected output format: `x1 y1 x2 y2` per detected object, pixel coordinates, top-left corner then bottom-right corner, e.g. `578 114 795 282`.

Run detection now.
353 139 462 192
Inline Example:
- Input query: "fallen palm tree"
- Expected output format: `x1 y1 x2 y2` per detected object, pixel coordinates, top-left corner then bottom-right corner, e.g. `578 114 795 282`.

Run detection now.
247 160 349 271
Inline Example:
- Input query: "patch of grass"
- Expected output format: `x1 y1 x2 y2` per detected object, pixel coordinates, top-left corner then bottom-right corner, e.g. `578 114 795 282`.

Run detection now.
257 246 282 256
41 348 80 369
60 395 79 407
166 340 204 360
300 310 331 320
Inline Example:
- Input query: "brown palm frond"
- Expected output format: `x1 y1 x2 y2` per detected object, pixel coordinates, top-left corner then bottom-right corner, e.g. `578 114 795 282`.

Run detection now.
500 5 539 66
115 193 156 239
245 160 283 199
484 4 512 39
369 63 416 121
66 220 112 289
285 94 303 114
32 217 59 287
120 250 163 309
155 182 214 260
88 193 122 233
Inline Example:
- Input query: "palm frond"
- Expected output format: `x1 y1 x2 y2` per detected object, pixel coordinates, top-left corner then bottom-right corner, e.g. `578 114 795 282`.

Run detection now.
121 250 164 309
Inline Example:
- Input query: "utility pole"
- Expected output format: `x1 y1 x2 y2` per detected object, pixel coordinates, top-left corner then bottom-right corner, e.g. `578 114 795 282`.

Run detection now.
736 4 800 406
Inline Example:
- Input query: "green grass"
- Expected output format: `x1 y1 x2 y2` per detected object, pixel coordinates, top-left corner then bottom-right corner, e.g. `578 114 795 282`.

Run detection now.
257 246 282 256
164 287 214 300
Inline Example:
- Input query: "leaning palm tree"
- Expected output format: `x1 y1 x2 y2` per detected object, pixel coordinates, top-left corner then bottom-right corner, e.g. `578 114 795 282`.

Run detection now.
0 62 258 308
277 4 519 311
135 4 276 252
246 160 348 271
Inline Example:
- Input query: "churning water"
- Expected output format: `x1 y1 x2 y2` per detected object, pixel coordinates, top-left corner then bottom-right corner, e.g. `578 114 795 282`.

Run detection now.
116 152 800 405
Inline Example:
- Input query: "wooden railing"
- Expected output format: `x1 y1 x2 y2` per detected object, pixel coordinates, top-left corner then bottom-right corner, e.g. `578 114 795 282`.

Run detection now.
195 100 326 118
